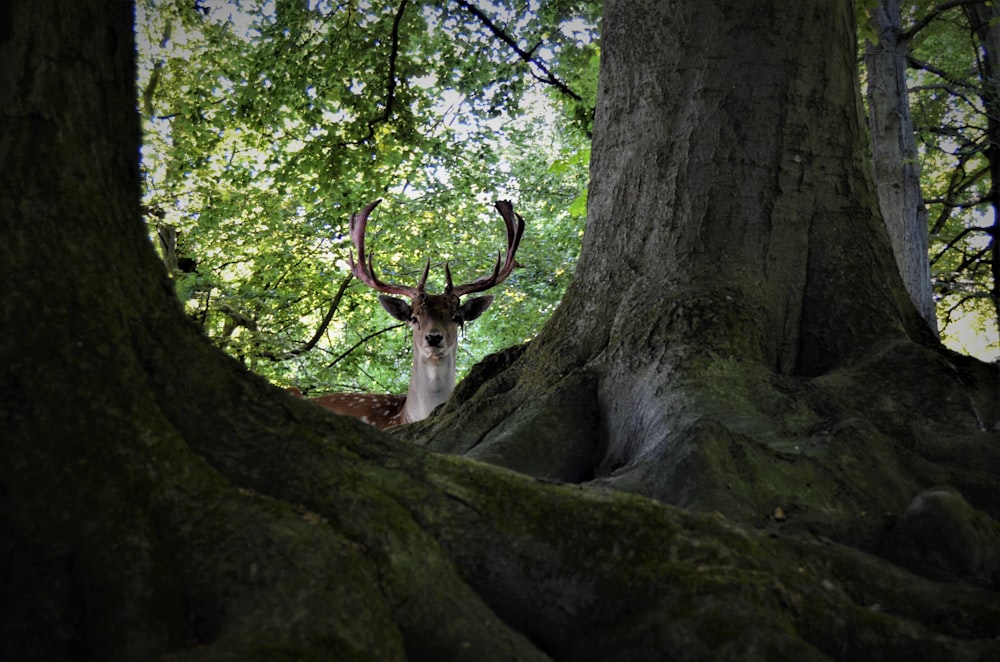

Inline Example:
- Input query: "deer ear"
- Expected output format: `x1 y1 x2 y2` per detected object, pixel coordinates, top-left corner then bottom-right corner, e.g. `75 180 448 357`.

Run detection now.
460 295 494 322
378 294 413 322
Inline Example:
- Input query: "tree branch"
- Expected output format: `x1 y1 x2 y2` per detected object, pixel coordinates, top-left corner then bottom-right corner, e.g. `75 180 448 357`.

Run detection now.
931 226 990 266
907 54 977 94
294 273 355 356
451 0 584 102
376 0 408 126
902 0 982 42
325 322 405 369
337 0 409 149
254 273 355 362
928 161 990 235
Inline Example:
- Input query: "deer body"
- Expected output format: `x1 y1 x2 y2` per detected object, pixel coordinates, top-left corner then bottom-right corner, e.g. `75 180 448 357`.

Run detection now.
308 392 407 428
299 200 524 429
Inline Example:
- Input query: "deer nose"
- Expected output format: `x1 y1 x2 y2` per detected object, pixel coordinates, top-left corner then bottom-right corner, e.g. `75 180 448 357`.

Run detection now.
425 332 444 347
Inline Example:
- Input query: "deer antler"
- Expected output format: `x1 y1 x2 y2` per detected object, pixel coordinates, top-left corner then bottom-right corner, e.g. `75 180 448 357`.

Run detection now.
348 199 429 299
445 200 525 298
348 199 524 299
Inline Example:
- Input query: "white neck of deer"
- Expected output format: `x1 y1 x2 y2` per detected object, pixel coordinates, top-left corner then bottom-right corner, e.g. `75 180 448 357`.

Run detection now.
344 198 525 428
401 346 456 424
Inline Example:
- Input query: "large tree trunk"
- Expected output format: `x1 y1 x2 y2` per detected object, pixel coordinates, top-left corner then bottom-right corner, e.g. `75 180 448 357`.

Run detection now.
865 0 938 334
3 0 1000 660
407 0 998 564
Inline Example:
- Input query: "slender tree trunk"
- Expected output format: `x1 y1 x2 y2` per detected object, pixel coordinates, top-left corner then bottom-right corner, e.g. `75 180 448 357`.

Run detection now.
965 2 1000 342
865 0 938 334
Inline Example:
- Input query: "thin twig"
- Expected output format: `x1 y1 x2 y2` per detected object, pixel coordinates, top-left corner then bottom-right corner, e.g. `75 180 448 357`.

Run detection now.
902 0 981 42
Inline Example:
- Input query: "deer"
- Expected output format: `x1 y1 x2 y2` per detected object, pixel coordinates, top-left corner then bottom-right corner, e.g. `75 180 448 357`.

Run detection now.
300 199 525 429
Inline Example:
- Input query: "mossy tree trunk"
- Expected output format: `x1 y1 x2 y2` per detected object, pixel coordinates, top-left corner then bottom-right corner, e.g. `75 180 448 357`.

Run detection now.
405 0 1000 593
3 0 1000 661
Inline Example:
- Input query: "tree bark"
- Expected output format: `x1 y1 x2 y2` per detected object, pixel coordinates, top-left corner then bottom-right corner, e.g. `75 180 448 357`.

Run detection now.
3 0 1000 660
865 0 938 334
406 0 999 581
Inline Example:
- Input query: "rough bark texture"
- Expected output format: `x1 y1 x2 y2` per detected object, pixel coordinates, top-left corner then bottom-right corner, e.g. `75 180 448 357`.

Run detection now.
3 0 1000 660
865 0 938 333
407 0 958 502
402 0 1000 630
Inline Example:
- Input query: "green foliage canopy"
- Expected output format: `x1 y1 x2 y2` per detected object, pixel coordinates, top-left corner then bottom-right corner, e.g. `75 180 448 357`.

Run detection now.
141 0 999 390
137 0 598 394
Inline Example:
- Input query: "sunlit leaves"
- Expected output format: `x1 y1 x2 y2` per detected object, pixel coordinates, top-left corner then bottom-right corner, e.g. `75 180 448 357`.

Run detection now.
136 0 597 393
902 3 999 358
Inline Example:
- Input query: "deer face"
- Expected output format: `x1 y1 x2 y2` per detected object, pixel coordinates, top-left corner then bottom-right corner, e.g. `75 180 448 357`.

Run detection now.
313 198 523 428
378 293 494 361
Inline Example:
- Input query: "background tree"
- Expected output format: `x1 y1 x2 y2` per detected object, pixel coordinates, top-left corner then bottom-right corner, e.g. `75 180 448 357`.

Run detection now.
864 0 938 333
899 0 1000 357
4 0 1000 661
960 1 1000 348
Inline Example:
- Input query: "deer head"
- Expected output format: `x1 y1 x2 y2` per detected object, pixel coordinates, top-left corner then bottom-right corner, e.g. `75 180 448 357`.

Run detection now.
302 199 525 428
